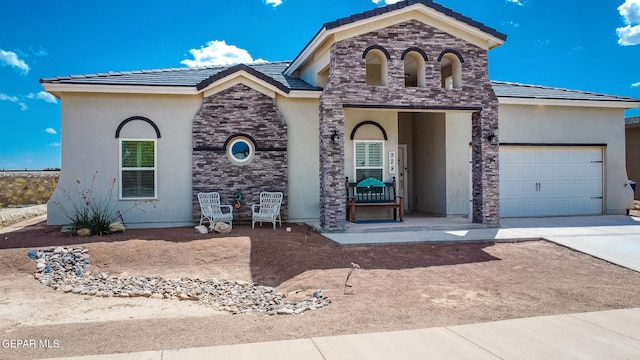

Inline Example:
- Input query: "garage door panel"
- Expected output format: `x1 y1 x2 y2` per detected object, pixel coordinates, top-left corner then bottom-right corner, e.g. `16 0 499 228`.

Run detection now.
500 147 603 217
555 166 571 178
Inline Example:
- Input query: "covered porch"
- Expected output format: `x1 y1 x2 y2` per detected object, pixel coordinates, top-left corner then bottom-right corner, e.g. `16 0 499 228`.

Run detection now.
342 108 476 222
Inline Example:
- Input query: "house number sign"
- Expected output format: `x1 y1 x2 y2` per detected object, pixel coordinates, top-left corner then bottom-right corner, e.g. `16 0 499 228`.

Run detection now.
389 151 396 174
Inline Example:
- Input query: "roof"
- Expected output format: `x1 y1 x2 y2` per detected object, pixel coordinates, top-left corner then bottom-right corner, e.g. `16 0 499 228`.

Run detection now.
492 81 640 104
626 116 640 127
324 0 507 41
40 62 320 93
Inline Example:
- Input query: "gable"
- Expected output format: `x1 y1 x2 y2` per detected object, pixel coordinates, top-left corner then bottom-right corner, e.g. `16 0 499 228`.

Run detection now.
285 0 506 79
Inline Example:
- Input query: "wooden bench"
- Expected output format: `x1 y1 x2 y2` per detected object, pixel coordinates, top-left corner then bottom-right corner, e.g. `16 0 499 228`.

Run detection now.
345 177 404 223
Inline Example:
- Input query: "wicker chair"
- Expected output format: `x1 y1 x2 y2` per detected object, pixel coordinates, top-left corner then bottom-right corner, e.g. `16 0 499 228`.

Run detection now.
251 192 283 229
197 192 233 228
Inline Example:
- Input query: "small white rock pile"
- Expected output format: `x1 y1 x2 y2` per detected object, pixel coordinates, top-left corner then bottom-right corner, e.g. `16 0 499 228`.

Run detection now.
29 246 330 315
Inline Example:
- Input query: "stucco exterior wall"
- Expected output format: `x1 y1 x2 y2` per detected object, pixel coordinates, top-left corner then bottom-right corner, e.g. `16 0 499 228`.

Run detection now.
277 97 321 221
412 113 446 214
498 104 633 214
445 112 473 216
47 93 202 227
626 126 640 201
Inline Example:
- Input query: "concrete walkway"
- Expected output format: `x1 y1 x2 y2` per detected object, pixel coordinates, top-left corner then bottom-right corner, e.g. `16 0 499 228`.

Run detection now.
46 307 640 359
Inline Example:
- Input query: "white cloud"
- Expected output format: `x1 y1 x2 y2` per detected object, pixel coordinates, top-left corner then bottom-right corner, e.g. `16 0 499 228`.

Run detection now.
49 142 60 147
617 0 640 45
632 82 640 87
28 91 58 104
0 49 30 74
371 0 403 5
0 93 27 110
265 0 282 7
45 127 57 135
506 0 524 5
0 93 19 102
180 40 266 67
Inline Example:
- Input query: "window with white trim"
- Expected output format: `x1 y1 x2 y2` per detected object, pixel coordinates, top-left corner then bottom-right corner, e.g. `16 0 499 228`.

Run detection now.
120 139 156 199
355 141 384 182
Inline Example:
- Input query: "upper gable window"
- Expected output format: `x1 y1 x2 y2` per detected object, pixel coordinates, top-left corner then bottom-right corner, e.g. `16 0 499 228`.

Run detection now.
402 49 426 88
439 51 464 89
363 46 389 86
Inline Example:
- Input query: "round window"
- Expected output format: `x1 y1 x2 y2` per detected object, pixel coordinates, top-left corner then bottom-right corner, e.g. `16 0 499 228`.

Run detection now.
227 137 254 164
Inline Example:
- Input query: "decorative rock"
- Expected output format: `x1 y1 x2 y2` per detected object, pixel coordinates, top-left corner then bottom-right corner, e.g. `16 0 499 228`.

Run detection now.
212 222 231 233
27 246 331 315
76 228 91 237
108 222 126 233
194 225 208 234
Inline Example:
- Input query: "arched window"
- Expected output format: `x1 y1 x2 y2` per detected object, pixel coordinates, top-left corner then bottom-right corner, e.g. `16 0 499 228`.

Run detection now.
402 49 427 88
363 46 389 86
439 50 464 89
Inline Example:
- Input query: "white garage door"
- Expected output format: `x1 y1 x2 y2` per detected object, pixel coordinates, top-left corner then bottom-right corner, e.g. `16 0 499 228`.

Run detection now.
500 146 603 217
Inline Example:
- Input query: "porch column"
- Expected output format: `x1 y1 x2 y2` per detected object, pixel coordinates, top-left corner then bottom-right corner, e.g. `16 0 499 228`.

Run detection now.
471 110 500 226
319 94 346 232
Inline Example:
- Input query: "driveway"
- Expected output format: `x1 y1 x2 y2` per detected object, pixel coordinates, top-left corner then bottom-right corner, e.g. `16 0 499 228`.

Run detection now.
500 215 640 272
326 215 640 272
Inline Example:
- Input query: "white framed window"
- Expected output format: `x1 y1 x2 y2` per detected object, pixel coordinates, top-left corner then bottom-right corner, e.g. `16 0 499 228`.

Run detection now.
227 136 255 164
120 139 157 199
355 140 384 181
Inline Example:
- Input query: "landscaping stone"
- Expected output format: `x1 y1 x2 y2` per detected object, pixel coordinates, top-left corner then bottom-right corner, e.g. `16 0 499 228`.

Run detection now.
28 246 330 315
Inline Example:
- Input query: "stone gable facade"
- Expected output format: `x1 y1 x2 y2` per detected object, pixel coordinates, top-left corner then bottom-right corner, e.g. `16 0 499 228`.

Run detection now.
192 84 288 224
320 20 500 231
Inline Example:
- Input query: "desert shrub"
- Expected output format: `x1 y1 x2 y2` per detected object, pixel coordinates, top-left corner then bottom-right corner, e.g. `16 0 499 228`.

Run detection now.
50 172 122 235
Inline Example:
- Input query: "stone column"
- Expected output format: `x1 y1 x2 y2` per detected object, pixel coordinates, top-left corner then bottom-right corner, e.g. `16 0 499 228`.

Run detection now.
471 110 500 226
319 93 346 232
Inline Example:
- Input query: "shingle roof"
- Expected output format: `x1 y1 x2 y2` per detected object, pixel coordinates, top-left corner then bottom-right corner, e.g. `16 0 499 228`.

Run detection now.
40 61 320 92
492 81 640 103
324 0 507 41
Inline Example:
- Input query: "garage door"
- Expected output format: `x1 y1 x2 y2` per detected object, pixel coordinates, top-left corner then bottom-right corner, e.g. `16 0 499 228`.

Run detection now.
500 146 603 217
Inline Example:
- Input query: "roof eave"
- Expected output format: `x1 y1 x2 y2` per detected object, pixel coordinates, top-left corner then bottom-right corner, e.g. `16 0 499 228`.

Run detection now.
40 82 199 97
498 96 640 109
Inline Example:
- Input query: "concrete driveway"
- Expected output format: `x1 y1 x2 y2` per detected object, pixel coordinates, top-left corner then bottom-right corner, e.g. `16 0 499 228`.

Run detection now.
326 215 640 272
500 215 640 272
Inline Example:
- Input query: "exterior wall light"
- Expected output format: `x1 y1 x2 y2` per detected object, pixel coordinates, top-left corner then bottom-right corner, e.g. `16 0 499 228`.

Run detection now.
487 132 498 145
331 130 340 144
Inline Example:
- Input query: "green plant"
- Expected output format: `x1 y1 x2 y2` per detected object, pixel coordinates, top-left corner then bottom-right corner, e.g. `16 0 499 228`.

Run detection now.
51 172 123 235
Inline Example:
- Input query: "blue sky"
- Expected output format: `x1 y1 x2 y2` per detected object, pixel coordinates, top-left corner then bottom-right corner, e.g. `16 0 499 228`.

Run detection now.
1 0 639 170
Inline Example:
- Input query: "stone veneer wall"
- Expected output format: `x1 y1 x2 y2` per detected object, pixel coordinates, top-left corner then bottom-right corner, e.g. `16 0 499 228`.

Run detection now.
0 171 59 208
320 20 500 231
192 84 288 223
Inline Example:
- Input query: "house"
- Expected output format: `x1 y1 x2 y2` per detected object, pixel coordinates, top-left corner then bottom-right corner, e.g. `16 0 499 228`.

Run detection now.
41 0 640 232
626 116 640 200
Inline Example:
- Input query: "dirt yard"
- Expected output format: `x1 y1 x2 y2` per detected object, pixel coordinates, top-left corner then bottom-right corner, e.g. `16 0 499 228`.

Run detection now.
1 217 640 359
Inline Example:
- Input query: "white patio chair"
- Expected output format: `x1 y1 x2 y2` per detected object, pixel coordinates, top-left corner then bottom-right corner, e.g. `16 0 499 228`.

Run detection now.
252 191 283 229
198 192 233 229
